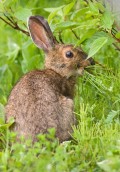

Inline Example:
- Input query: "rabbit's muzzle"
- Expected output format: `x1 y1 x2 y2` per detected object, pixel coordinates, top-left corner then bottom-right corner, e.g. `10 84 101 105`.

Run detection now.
88 57 95 65
77 57 95 68
77 50 95 68
77 57 95 75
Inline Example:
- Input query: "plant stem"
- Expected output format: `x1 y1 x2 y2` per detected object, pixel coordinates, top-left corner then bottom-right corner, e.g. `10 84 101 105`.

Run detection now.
0 16 29 36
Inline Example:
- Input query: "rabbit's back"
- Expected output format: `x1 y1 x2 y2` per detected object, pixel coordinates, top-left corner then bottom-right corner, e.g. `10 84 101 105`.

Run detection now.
5 69 76 142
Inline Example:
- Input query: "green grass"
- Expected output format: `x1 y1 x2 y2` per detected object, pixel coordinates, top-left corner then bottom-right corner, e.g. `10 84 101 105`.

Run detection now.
1 68 120 172
0 0 120 171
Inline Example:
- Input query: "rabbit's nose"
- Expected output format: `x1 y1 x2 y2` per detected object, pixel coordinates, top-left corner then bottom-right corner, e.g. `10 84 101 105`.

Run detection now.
80 52 95 65
88 57 95 65
78 57 95 68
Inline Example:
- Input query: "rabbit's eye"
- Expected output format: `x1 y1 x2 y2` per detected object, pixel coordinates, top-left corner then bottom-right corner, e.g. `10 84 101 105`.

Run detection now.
65 51 73 58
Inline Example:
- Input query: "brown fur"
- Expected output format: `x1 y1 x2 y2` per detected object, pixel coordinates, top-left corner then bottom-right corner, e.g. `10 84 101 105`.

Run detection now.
5 16 94 142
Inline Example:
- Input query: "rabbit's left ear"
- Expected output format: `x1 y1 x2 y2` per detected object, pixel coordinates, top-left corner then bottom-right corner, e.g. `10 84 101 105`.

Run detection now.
28 16 56 52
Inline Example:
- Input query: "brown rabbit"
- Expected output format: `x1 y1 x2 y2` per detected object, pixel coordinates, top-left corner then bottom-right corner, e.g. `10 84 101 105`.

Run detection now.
5 16 94 142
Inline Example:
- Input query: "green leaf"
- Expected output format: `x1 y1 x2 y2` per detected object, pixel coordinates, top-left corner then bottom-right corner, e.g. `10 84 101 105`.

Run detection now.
0 65 8 78
5 47 20 63
75 29 96 45
14 7 32 22
105 110 119 124
63 0 76 16
89 1 99 15
0 103 5 122
44 5 65 23
73 19 99 30
54 21 79 31
97 160 112 172
48 10 59 23
44 5 65 13
71 7 89 20
0 117 15 128
88 37 108 58
115 32 120 39
101 10 114 30
0 2 4 11
0 88 7 105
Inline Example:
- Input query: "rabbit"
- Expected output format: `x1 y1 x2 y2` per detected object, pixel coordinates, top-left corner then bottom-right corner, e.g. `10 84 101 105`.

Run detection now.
5 16 95 142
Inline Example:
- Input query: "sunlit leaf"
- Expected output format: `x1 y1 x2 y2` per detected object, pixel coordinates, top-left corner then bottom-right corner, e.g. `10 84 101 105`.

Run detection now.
75 29 96 45
88 37 108 58
0 103 4 121
73 19 100 30
71 7 89 20
101 10 114 30
0 2 4 11
54 21 79 31
115 32 120 39
44 5 65 23
89 1 99 15
14 7 32 22
105 110 119 124
44 6 65 13
0 117 15 128
97 160 112 172
63 0 76 16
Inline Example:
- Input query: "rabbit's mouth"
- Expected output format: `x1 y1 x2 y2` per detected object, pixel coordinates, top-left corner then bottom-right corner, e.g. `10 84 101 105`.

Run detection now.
76 57 95 76
76 64 94 76
77 67 84 76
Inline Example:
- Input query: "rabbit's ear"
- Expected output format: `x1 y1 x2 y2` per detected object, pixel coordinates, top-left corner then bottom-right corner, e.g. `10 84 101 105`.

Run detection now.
28 16 56 52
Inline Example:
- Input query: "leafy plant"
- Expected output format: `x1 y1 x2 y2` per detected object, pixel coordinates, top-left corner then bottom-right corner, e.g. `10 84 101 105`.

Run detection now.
0 0 120 171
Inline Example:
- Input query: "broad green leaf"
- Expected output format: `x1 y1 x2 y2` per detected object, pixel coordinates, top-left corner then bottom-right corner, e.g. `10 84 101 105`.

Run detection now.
88 37 108 58
0 117 15 128
101 10 114 30
48 10 61 23
0 2 4 11
89 1 99 15
73 19 99 30
0 65 8 78
97 160 112 172
115 32 120 39
105 110 119 124
75 29 96 45
44 5 65 22
85 31 114 48
5 48 20 63
21 43 44 73
97 1 105 11
71 7 89 20
2 0 17 7
88 31 108 40
63 0 76 16
44 5 65 13
54 21 79 31
14 7 32 22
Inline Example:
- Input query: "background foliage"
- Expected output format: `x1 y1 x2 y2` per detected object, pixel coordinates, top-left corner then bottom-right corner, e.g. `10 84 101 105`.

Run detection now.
0 0 120 171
